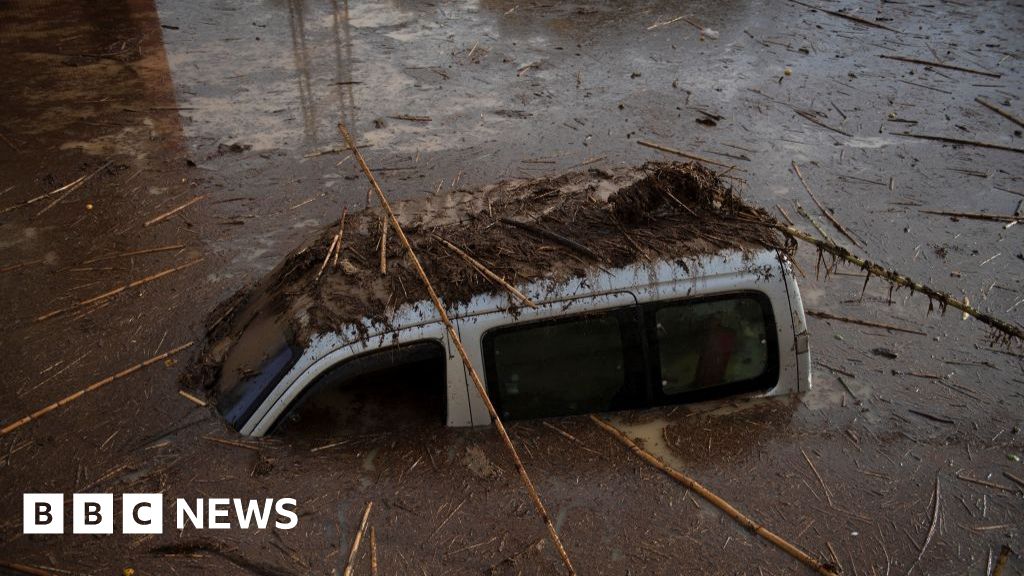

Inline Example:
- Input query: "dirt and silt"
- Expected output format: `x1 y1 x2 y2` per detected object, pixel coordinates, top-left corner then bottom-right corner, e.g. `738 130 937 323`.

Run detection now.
1 0 1022 574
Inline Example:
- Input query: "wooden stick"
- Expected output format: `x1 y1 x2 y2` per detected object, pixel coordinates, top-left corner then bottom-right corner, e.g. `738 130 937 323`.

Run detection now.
795 110 852 138
343 501 373 576
499 217 604 263
976 97 1024 129
801 449 834 506
202 435 260 451
0 563 55 576
434 236 536 308
744 219 1024 342
591 415 839 576
0 342 193 436
792 162 860 247
806 310 927 335
369 527 378 576
993 545 1011 576
919 209 1018 222
36 258 202 321
637 140 735 168
332 209 348 269
1004 471 1024 490
315 235 340 283
880 55 1001 78
144 195 206 227
955 472 1017 494
82 243 186 264
906 477 939 575
896 133 1023 155
378 215 388 275
0 161 111 216
796 203 835 245
788 0 898 32
178 389 207 407
338 121 576 576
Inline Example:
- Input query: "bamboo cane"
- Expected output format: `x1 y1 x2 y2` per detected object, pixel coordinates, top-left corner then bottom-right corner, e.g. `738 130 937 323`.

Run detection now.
343 501 373 576
591 415 839 576
771 223 1024 341
370 526 379 576
36 258 202 321
144 195 206 227
338 121 576 576
791 161 861 247
332 208 348 270
1 342 193 436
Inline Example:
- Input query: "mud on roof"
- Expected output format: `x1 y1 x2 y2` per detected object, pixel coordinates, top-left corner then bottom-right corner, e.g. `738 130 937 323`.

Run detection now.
188 161 789 392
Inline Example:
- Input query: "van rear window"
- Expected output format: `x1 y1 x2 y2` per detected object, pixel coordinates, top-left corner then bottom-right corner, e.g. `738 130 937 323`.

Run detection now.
482 293 777 421
484 312 629 420
652 295 775 398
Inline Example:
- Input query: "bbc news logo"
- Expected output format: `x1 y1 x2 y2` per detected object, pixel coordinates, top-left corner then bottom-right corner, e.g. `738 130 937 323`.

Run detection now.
24 494 298 534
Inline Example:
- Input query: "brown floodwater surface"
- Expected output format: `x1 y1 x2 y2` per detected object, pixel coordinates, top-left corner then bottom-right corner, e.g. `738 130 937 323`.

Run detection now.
0 0 1022 574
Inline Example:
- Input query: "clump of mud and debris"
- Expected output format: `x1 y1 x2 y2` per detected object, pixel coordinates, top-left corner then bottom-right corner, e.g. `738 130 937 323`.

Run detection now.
187 161 789 393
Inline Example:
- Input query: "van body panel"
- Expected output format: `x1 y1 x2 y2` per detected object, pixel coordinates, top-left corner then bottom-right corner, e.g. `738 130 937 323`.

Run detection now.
235 248 810 436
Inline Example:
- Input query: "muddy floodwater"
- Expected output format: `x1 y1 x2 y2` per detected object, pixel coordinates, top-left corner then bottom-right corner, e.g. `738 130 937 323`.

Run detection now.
1 0 1022 574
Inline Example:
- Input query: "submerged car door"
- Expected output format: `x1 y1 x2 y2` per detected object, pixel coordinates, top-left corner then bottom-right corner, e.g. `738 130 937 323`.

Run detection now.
451 290 642 426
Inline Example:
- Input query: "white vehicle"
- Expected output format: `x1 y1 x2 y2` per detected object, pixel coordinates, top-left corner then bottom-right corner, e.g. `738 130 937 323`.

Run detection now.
214 248 811 437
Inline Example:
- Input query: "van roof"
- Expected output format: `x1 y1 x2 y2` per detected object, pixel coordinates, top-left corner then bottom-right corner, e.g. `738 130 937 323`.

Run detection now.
188 161 789 395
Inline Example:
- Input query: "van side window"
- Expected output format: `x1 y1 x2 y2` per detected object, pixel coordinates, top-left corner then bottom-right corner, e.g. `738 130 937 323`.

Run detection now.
483 310 635 420
272 341 446 440
651 295 776 397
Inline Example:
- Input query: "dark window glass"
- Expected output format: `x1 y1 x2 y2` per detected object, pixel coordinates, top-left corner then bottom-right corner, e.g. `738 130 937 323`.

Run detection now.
653 296 773 396
273 342 445 440
484 311 629 420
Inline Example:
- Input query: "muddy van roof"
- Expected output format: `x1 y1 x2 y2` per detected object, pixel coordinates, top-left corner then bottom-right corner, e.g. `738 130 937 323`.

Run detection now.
187 161 789 397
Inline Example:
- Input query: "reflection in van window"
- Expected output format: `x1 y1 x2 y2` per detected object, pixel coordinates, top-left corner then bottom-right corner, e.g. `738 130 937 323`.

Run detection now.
487 312 626 420
655 296 770 395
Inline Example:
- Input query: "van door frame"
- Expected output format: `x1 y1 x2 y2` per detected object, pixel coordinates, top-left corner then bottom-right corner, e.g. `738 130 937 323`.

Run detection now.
453 290 640 426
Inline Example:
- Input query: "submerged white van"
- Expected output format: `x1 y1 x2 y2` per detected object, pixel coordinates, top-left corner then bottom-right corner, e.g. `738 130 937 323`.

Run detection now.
213 248 810 438
197 161 812 439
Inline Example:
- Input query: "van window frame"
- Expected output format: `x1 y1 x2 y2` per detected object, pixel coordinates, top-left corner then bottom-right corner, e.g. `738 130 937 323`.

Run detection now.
268 339 447 436
480 304 647 421
480 291 779 421
641 291 779 406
